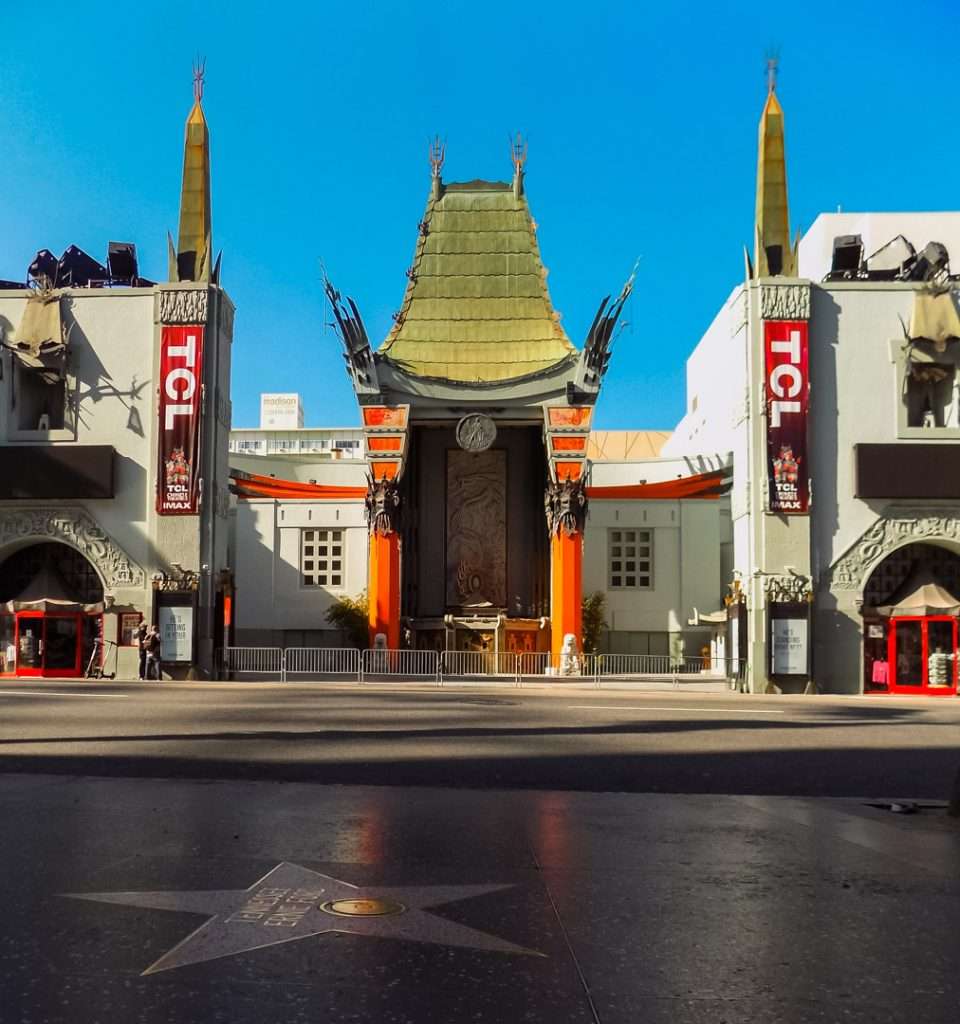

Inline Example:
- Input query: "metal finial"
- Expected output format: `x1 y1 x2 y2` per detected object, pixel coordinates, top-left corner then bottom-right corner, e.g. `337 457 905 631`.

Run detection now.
193 57 206 102
510 132 528 175
764 49 780 93
429 135 445 177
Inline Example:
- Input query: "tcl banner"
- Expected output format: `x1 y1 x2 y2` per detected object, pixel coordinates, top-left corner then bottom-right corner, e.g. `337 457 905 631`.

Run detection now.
157 325 204 515
764 320 809 514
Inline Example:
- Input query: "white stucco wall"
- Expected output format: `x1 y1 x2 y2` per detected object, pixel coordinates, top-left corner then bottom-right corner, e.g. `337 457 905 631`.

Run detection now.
233 498 367 641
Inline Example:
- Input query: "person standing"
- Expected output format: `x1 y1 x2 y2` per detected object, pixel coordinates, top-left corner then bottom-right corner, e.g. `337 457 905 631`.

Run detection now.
145 626 162 681
136 622 148 680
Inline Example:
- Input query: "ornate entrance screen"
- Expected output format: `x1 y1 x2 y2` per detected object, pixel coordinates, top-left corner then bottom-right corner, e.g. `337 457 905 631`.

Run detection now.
446 450 506 609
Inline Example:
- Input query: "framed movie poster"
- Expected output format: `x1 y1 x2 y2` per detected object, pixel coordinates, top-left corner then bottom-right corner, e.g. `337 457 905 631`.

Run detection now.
158 605 194 663
771 617 808 675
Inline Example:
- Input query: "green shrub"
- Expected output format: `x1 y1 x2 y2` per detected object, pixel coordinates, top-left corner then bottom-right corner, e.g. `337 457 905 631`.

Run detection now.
581 591 607 654
325 592 369 649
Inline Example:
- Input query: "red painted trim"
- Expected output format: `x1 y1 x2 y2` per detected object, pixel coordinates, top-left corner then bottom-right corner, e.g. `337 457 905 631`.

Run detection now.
587 469 727 501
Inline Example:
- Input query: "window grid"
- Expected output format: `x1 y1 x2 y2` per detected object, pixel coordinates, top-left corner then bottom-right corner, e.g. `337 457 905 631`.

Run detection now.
608 528 652 589
301 528 345 589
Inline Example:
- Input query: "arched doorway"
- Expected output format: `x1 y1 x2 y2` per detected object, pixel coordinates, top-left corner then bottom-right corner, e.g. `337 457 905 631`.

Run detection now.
0 542 104 678
862 542 960 695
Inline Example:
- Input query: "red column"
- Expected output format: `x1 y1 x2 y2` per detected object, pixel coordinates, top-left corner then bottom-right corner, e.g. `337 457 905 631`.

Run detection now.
551 530 583 662
368 529 400 649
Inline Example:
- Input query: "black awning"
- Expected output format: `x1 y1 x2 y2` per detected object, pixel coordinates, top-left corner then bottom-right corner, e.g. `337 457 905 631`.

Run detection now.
0 445 114 499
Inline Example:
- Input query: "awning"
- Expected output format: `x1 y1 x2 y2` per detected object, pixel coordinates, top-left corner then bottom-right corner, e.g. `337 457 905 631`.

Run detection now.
2 290 67 381
3 562 103 614
588 468 730 501
909 289 960 349
688 607 727 626
230 470 366 501
870 563 960 617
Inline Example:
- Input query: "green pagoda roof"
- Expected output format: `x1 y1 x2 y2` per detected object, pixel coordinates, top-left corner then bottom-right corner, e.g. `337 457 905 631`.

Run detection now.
377 179 577 384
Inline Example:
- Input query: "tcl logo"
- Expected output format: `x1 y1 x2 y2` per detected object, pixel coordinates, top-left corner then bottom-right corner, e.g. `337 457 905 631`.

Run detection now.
767 327 806 427
163 332 200 429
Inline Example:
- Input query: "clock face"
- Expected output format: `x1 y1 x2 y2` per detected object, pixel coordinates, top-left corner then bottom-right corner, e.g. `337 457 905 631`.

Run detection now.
455 414 497 452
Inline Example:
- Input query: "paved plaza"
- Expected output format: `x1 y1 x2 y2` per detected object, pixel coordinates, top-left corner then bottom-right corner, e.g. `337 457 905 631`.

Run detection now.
0 685 958 1021
0 771 958 1023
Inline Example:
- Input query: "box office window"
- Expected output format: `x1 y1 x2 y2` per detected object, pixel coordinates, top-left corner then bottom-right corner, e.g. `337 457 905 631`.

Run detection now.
608 529 652 589
300 529 344 589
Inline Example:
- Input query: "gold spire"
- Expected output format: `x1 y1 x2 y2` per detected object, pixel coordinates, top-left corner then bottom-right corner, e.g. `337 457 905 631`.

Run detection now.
170 60 212 282
752 58 797 278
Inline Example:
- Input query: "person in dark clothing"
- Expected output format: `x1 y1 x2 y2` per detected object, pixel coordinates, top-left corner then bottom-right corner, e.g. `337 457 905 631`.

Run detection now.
144 627 162 681
136 622 148 680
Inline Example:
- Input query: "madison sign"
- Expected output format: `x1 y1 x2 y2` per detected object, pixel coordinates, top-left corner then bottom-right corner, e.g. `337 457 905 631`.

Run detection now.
764 320 809 514
157 326 204 515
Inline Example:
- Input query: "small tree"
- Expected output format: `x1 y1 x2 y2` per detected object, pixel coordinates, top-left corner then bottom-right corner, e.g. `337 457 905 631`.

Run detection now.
325 592 369 649
581 591 607 654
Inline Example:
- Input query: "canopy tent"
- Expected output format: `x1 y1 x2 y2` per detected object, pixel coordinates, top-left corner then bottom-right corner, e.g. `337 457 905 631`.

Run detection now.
3 561 103 614
870 563 960 617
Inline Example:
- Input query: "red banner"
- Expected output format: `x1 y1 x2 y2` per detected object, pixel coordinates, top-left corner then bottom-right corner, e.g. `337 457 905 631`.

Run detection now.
764 320 809 514
157 325 204 515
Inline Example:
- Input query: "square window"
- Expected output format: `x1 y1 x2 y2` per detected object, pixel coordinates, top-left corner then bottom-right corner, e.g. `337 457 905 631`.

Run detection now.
301 528 346 589
608 528 653 589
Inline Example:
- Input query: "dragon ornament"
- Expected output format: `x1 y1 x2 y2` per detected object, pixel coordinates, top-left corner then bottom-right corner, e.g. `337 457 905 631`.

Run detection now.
365 475 402 536
545 478 588 538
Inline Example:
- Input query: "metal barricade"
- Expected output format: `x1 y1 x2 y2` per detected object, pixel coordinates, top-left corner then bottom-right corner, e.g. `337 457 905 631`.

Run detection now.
439 651 519 683
518 651 597 683
360 648 440 683
219 646 284 679
284 647 361 679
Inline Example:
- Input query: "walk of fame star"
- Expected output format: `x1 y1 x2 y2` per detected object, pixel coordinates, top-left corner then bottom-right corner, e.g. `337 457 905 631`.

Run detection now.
66 862 544 975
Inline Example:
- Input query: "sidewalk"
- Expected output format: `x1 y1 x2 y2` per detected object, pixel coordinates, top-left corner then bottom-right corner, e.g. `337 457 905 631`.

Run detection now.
1 773 957 1023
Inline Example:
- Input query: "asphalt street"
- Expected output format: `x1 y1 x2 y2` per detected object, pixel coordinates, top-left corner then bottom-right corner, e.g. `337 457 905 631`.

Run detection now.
1 680 959 798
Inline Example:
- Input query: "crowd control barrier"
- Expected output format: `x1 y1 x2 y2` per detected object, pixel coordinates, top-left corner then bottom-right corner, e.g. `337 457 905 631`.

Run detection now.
217 647 737 689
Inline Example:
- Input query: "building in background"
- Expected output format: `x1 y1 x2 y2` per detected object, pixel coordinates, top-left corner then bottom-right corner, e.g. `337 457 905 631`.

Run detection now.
229 134 732 664
0 70 234 679
665 65 960 696
259 393 305 430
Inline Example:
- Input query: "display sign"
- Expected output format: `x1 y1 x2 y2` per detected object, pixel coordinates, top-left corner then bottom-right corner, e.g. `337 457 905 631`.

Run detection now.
771 618 807 675
157 325 205 515
764 320 809 514
118 613 142 647
158 605 194 663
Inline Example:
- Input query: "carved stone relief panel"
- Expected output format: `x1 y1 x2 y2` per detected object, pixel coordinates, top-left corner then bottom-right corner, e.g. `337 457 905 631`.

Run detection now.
760 283 810 321
0 507 145 589
829 509 960 590
763 573 812 603
158 289 209 325
446 449 506 609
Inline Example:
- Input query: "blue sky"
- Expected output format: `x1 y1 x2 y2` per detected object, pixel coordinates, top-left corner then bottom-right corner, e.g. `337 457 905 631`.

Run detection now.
2 1 957 429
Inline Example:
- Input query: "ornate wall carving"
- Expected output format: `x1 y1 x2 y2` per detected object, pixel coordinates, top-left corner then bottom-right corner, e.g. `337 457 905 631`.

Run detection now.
760 283 810 321
446 449 506 608
0 507 145 589
545 477 588 537
365 476 401 536
159 289 209 325
829 509 960 590
763 573 812 603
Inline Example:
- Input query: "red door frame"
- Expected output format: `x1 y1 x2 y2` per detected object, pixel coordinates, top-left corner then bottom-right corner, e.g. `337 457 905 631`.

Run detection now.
13 612 84 678
887 616 958 696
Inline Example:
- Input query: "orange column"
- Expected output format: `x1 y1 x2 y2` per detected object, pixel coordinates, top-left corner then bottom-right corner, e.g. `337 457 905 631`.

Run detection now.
368 529 401 649
551 530 583 662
